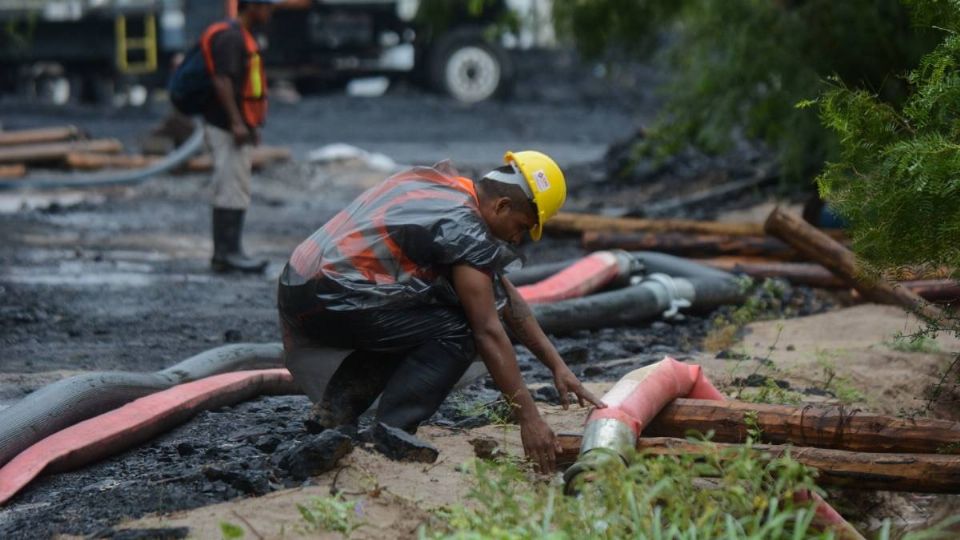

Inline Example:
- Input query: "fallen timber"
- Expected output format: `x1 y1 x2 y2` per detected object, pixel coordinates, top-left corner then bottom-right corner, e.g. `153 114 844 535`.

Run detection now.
643 398 960 454
555 434 960 493
0 126 81 147
548 212 767 237
765 206 949 324
583 231 800 260
699 259 960 300
64 145 292 173
0 164 26 179
0 139 123 165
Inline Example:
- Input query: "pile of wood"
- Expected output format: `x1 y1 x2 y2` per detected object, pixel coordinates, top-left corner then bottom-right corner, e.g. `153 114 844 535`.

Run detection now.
557 398 960 493
546 210 958 304
0 124 290 181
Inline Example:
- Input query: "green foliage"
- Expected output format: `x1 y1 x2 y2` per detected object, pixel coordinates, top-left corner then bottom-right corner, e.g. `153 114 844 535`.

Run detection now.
219 521 245 539
813 350 865 405
813 1 960 272
553 0 941 183
885 333 942 353
704 278 786 351
450 393 516 426
425 446 830 539
297 493 364 535
415 0 518 38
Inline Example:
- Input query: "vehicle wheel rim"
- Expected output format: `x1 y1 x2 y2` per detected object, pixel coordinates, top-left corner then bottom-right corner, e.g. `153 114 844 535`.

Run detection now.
444 46 500 103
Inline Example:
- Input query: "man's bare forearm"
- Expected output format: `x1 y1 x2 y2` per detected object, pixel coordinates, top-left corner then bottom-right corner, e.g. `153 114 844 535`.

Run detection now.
501 278 564 373
211 75 245 128
474 325 540 422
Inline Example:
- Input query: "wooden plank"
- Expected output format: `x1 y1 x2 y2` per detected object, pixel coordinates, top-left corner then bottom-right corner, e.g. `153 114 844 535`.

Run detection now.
185 146 292 172
0 126 81 147
0 164 27 179
0 140 123 165
555 434 960 492
644 398 960 454
764 206 947 323
583 231 800 260
65 153 157 171
547 212 767 237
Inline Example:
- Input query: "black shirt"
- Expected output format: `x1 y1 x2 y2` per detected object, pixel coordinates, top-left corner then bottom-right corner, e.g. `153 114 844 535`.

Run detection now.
202 25 247 130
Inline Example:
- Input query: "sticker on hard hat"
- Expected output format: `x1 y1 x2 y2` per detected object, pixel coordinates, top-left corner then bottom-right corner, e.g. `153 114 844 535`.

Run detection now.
534 170 550 192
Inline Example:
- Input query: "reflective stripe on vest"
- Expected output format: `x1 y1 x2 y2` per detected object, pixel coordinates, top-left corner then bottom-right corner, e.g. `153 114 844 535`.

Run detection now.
199 20 267 127
290 171 480 284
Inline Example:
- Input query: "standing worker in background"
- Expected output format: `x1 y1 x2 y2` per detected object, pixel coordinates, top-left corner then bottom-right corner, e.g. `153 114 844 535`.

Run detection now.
278 152 605 473
202 0 277 273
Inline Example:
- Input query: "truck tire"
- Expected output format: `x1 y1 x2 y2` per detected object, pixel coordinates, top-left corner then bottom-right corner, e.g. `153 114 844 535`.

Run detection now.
428 27 513 103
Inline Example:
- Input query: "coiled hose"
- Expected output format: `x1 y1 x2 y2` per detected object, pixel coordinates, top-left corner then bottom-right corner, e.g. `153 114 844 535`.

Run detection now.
0 120 204 191
0 343 282 467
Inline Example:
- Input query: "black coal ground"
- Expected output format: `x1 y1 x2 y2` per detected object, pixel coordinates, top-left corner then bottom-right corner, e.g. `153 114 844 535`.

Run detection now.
0 280 835 539
0 52 833 536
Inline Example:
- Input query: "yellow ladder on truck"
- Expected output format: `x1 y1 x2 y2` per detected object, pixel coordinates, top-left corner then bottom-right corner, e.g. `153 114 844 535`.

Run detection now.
115 14 158 74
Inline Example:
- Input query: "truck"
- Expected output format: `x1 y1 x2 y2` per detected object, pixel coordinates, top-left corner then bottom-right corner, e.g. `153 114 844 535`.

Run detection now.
0 0 554 105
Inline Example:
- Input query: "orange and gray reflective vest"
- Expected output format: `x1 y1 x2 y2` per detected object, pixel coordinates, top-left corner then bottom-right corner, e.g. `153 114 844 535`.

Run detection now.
287 163 517 311
200 20 267 128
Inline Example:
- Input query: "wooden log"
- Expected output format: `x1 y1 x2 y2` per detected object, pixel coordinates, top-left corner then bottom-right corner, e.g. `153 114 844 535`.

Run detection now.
699 259 958 300
900 279 960 303
65 153 158 171
0 164 27 179
764 206 947 322
642 438 960 493
548 212 767 237
554 434 960 492
644 399 960 454
0 126 81 147
583 231 800 260
185 145 292 172
0 139 123 165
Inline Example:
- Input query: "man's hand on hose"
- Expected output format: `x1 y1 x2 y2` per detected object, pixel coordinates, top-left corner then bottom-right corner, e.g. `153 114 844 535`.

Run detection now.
552 365 606 410
519 413 562 474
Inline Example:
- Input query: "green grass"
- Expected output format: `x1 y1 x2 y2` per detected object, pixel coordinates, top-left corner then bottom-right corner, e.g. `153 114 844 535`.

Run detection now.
885 334 941 354
421 443 960 540
297 493 365 535
424 441 829 539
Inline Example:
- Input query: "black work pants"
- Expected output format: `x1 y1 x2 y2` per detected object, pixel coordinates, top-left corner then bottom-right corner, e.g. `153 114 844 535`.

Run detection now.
278 275 476 433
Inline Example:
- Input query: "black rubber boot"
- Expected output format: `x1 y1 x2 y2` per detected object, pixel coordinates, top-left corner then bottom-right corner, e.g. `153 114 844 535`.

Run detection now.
211 208 268 274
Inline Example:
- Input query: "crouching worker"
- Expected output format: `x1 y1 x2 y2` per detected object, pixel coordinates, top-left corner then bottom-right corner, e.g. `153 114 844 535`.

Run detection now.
278 151 604 472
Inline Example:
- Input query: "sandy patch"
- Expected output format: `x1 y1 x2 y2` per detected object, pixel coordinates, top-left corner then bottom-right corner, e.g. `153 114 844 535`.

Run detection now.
694 303 960 418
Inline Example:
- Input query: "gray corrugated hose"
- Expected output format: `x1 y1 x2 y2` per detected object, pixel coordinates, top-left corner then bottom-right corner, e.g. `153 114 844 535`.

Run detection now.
0 343 283 467
0 119 204 191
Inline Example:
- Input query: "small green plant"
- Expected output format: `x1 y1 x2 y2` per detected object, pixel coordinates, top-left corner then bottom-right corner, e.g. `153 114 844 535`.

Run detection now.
450 392 516 426
219 521 244 540
885 333 941 354
744 410 763 442
705 278 787 352
425 441 829 539
742 378 805 406
297 493 364 535
815 350 865 405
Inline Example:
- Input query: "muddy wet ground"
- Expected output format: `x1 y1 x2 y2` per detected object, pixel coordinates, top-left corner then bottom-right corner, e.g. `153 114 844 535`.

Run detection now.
0 53 847 538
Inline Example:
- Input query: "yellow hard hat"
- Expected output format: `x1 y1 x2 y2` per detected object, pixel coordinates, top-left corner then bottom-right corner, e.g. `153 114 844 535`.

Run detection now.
504 150 566 241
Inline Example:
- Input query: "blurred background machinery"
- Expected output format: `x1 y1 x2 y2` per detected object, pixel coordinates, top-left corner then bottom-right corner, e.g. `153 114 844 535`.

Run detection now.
0 0 556 105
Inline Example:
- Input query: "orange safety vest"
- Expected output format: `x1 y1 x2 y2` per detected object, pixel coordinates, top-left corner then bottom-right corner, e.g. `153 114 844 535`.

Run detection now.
200 20 267 127
290 168 481 286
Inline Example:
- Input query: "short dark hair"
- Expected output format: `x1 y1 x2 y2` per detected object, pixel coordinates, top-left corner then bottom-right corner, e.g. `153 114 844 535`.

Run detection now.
477 168 537 217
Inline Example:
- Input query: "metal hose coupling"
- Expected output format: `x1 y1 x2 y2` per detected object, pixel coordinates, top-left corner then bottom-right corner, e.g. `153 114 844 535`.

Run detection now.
631 272 695 319
562 417 636 495
609 249 644 288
